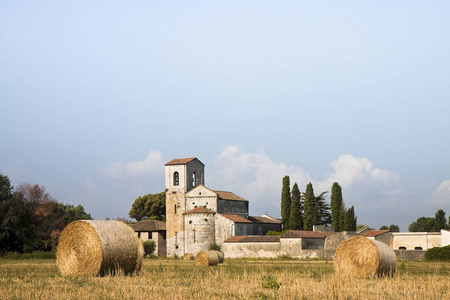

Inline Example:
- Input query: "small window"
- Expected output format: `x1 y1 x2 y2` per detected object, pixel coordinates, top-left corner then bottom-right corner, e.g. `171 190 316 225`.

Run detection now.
173 172 179 186
192 171 196 187
399 246 406 250
174 204 177 214
415 246 423 250
193 230 196 243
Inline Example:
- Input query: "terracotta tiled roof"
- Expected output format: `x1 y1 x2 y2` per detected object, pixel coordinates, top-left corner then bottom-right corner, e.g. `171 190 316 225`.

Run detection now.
281 230 336 239
219 214 252 223
130 220 166 232
224 235 281 243
360 230 389 237
184 207 216 214
213 190 248 201
165 157 203 166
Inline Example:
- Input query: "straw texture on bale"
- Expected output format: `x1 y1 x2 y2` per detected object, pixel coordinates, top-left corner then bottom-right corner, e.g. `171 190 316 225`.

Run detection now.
183 253 194 260
195 250 219 266
334 236 397 277
209 250 224 263
57 220 144 276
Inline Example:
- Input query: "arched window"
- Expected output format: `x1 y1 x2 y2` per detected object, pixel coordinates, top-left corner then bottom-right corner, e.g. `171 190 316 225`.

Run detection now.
399 246 406 250
192 171 196 187
414 246 423 250
193 230 196 243
173 172 179 186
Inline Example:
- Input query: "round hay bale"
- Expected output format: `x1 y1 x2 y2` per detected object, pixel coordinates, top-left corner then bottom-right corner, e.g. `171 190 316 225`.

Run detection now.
334 236 397 277
195 250 219 266
183 253 194 260
57 220 144 276
209 250 224 263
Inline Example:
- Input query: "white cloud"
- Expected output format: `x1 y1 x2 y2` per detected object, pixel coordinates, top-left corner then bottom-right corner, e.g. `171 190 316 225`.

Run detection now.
314 154 401 195
208 146 402 224
430 180 450 205
99 150 164 179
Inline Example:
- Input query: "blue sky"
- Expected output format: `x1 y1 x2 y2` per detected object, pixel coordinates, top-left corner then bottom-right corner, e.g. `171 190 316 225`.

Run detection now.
1 1 449 231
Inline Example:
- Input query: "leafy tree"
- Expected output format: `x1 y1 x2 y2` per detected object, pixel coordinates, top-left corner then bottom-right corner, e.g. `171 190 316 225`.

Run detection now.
289 183 303 230
0 175 35 253
342 206 357 231
379 225 389 230
388 224 400 232
409 217 435 232
15 183 55 212
280 176 291 230
330 182 344 232
316 191 331 226
59 203 92 225
303 182 319 231
129 192 166 221
434 209 447 231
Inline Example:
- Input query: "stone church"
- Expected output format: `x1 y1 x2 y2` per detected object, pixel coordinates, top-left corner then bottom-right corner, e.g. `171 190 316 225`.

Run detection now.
165 157 281 257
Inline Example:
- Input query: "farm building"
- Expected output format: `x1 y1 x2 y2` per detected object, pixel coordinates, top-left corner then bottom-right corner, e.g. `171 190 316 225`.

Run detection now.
130 220 166 257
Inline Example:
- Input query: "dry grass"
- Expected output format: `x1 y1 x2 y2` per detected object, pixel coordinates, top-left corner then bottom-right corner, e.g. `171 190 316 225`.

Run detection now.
0 258 449 299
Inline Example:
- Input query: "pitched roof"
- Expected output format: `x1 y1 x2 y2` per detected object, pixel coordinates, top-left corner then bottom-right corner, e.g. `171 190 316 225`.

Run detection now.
249 216 282 224
281 230 336 239
165 157 203 166
224 235 281 243
213 190 248 201
184 207 216 215
219 214 252 223
130 220 166 232
360 230 389 237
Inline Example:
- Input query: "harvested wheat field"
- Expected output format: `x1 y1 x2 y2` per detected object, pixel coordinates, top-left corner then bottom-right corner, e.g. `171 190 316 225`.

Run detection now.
0 258 449 299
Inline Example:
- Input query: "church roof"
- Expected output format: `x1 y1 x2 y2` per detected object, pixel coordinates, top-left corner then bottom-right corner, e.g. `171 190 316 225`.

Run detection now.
165 157 204 166
224 235 281 243
213 190 248 201
219 214 282 224
281 230 336 239
129 220 166 232
184 207 216 215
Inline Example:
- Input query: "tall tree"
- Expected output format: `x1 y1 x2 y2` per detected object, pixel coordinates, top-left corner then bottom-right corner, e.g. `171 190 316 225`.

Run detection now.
342 206 357 231
289 183 303 230
303 182 319 231
280 176 291 230
129 192 166 221
379 225 389 230
434 209 447 231
388 224 400 232
408 217 435 232
330 182 344 232
316 191 331 226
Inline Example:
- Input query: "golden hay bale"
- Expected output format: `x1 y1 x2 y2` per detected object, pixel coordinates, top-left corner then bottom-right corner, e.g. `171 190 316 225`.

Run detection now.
334 236 397 277
195 250 219 266
57 220 144 276
183 253 194 260
208 250 224 263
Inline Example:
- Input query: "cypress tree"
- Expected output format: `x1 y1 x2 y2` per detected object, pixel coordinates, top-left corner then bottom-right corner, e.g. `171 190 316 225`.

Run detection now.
316 191 331 225
330 182 343 232
280 176 291 230
289 183 303 230
343 206 357 231
303 182 319 231
434 209 447 232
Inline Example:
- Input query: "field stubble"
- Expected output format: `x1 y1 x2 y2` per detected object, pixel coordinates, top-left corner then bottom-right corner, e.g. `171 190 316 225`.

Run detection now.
0 259 449 299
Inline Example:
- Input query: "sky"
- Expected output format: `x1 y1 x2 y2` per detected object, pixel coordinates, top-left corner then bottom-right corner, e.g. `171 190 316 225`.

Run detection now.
1 1 449 231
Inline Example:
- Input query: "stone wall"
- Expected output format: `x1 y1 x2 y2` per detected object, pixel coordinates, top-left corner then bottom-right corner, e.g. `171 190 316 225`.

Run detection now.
215 214 234 246
223 242 281 258
394 250 425 261
392 232 441 250
184 213 215 255
217 199 248 215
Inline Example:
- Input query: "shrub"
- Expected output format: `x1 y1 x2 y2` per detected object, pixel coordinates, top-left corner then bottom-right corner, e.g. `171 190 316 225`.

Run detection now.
261 276 281 289
209 242 221 251
143 240 156 256
424 245 450 261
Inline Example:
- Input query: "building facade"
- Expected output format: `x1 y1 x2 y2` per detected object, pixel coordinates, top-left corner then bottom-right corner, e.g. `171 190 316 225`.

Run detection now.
165 157 281 257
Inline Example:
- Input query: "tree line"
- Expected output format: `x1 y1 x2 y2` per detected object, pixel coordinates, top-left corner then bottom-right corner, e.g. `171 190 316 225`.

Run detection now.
281 177 357 232
0 174 92 254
